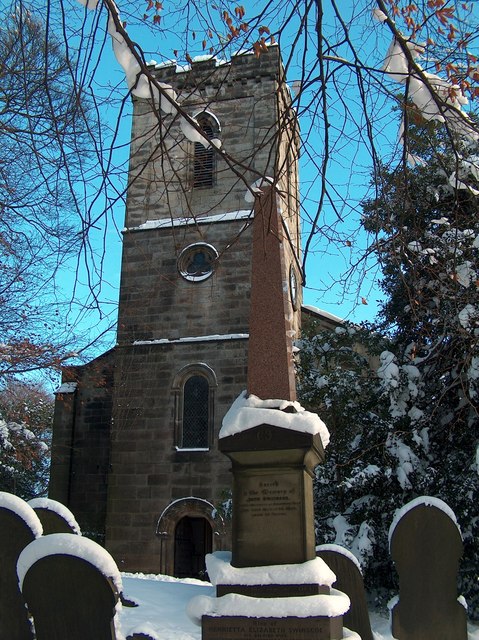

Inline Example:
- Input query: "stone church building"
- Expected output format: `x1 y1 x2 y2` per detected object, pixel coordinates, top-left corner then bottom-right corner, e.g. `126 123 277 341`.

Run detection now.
49 46 332 578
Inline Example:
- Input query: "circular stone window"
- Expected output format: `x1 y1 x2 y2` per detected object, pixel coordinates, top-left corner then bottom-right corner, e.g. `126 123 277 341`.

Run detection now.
178 243 218 282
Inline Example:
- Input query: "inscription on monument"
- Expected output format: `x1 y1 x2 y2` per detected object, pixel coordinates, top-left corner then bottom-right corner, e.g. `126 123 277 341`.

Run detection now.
202 616 337 640
233 467 311 566
240 475 300 521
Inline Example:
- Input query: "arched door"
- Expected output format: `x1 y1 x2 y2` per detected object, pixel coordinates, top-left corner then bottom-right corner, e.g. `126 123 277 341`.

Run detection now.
174 516 212 580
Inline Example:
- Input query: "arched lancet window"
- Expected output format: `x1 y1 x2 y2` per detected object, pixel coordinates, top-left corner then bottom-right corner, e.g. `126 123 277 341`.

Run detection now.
173 364 217 450
193 112 220 189
182 375 209 448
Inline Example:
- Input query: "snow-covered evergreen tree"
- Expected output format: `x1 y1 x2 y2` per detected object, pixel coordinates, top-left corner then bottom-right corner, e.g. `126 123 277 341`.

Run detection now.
0 381 52 499
299 118 479 617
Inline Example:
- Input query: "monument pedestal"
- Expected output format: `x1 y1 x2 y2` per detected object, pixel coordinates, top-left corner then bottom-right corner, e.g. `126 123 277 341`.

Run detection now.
187 424 360 640
192 551 358 640
219 424 323 568
216 583 329 597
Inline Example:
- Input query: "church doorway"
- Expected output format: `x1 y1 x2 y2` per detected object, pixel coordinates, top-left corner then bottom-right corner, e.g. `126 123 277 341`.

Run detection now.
173 516 212 580
156 497 226 577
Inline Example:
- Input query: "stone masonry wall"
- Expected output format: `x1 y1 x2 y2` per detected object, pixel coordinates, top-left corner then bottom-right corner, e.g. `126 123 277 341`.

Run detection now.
117 219 252 344
106 338 247 571
126 47 283 226
49 352 114 542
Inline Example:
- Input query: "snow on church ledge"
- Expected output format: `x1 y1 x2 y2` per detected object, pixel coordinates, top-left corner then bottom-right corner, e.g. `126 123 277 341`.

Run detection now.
219 391 330 448
54 381 78 394
124 210 252 233
133 333 248 346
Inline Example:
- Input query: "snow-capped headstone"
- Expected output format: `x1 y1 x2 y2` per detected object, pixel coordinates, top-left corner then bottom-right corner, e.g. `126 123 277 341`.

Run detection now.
389 497 467 640
0 492 42 639
28 497 81 535
316 544 374 640
218 184 326 569
18 533 122 640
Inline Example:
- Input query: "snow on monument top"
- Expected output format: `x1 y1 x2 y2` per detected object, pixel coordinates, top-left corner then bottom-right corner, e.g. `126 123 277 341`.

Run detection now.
219 391 330 447
187 589 350 623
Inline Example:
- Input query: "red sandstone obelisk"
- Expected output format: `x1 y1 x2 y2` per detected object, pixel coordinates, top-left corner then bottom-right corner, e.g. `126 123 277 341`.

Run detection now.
208 186 346 640
246 186 297 401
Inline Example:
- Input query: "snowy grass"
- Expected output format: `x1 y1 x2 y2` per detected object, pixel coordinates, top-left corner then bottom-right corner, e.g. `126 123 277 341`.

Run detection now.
119 572 479 640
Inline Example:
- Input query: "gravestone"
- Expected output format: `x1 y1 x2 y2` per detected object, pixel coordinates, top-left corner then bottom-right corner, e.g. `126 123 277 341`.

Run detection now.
28 497 81 535
389 497 467 640
0 492 42 640
192 550 351 639
220 186 324 572
19 534 120 640
28 499 139 610
316 544 373 640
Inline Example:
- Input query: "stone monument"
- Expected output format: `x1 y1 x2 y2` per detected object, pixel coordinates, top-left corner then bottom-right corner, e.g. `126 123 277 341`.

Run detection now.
188 188 359 639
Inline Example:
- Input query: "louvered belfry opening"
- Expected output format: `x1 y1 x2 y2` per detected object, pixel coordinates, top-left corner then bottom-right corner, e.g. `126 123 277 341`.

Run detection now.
193 119 215 188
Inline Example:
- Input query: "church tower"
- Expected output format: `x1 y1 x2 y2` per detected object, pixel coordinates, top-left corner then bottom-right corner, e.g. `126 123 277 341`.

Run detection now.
50 46 301 577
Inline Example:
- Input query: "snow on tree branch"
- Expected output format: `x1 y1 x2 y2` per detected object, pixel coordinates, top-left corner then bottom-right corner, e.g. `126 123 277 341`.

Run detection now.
80 0 219 149
381 32 478 142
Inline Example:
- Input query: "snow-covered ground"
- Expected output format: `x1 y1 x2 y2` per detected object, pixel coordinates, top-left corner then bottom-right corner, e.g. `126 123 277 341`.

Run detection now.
118 572 479 640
